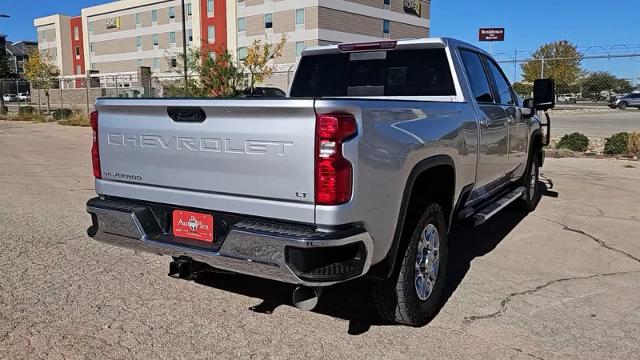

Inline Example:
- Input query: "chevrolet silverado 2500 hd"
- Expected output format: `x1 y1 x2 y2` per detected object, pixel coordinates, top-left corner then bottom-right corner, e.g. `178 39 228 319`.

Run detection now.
86 38 555 326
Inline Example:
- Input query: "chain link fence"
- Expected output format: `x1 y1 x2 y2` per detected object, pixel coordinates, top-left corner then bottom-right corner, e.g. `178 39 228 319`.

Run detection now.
1 69 296 114
3 53 639 114
497 53 640 106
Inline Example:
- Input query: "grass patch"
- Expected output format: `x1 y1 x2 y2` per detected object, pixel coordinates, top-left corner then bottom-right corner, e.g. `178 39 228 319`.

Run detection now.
4 113 48 123
57 112 90 127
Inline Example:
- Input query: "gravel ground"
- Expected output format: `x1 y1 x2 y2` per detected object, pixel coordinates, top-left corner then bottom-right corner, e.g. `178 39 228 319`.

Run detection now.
1 121 639 359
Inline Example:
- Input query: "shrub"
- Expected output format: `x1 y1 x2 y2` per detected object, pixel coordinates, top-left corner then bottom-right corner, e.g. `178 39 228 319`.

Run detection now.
557 132 589 152
52 108 73 120
18 106 35 115
604 132 629 155
57 112 90 127
629 132 640 157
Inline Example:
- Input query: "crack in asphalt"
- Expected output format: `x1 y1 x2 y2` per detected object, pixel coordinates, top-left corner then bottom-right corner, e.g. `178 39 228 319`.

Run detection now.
463 271 640 324
511 347 546 360
540 217 640 264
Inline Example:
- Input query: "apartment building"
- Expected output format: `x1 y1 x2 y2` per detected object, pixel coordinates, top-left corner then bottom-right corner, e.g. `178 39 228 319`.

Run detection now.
4 40 38 76
34 0 430 88
34 15 74 76
237 0 430 87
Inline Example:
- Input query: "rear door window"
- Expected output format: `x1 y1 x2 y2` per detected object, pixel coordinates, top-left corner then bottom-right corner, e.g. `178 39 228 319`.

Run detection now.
290 48 456 97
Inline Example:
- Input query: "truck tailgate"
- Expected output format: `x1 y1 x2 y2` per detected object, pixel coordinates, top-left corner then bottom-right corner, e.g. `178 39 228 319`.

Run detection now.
96 99 316 205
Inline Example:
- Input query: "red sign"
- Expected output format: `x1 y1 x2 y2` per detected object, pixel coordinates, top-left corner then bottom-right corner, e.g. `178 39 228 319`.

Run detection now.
172 210 214 243
479 28 505 42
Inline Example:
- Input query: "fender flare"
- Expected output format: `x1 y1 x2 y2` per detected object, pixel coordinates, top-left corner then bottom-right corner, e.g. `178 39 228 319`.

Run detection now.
367 155 456 279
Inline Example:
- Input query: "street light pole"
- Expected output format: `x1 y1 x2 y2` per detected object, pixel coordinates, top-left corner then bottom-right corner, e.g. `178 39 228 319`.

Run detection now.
181 0 188 91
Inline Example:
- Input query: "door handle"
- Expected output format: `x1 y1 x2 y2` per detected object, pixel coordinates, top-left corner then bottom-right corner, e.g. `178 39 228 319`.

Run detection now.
167 107 207 123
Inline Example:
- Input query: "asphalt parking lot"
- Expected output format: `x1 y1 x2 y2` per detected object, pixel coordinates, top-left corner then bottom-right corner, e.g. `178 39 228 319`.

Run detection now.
551 108 639 137
1 120 639 359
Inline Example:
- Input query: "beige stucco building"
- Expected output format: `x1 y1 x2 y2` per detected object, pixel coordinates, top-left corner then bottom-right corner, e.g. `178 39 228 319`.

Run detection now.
34 0 430 89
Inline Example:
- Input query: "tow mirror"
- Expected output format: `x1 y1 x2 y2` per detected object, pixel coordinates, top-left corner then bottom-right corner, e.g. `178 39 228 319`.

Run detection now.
533 79 555 111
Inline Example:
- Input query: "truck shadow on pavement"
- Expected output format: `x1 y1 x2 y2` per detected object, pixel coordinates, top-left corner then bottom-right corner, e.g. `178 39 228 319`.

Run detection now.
193 184 551 335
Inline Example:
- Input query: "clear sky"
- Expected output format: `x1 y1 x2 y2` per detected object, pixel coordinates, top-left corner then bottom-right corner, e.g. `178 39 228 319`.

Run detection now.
1 0 639 80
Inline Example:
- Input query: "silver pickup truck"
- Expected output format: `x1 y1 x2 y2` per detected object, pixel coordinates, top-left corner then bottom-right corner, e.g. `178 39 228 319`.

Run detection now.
86 38 555 326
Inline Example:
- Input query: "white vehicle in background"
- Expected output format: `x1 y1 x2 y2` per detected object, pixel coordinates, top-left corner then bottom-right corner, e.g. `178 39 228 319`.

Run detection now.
18 93 31 102
2 94 18 102
557 94 577 104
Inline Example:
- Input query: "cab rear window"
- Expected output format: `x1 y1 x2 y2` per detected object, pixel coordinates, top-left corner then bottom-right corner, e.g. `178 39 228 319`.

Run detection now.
290 48 456 98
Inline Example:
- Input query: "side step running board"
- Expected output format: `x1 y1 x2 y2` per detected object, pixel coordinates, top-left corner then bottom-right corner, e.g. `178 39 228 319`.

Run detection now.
472 186 525 226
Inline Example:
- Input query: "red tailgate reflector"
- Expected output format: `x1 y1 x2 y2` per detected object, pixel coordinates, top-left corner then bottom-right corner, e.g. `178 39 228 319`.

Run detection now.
172 210 214 243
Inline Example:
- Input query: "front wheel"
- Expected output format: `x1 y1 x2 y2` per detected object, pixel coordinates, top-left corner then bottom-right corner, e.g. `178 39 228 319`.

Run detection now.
372 203 448 327
618 101 628 110
520 154 541 211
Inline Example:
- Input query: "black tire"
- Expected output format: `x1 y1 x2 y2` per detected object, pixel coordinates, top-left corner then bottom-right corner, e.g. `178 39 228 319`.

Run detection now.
519 153 541 212
618 101 628 110
373 203 448 327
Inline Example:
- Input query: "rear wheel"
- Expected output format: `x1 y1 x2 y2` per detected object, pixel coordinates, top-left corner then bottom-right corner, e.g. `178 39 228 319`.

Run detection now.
373 203 448 327
618 101 628 110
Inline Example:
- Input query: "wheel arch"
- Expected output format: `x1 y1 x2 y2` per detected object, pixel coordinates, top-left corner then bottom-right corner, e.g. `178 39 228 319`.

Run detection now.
368 155 457 279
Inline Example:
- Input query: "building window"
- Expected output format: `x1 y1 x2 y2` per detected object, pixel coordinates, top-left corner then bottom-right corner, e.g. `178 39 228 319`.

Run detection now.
137 59 143 67
264 13 273 29
76 64 82 74
153 57 160 69
75 46 80 57
238 47 248 61
209 51 216 60
384 0 390 6
295 41 305 57
170 32 176 44
74 27 79 41
295 9 305 26
90 43 95 53
383 19 390 35
207 26 215 44
91 63 96 70
238 17 246 32
89 22 94 33
169 7 176 19
135 13 141 25
136 36 142 49
151 10 158 23
188 29 193 43
207 0 214 15
152 34 159 46
170 57 177 68
186 3 192 16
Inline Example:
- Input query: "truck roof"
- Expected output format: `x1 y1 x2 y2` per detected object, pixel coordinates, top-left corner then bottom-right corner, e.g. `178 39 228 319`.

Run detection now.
302 37 490 58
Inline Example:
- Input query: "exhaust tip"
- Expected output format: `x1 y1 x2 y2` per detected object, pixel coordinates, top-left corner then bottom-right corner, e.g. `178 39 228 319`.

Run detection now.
292 286 322 311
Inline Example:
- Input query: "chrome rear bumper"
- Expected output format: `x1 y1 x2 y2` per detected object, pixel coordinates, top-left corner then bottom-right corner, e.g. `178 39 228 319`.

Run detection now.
86 198 373 287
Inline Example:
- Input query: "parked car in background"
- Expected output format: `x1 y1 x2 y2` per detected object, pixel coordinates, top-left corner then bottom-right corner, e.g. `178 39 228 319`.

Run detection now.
18 93 31 102
557 94 577 104
609 93 640 109
242 87 286 98
2 94 18 102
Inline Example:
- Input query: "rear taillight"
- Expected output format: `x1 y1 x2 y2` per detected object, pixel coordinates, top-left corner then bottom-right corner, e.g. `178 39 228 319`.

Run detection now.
315 113 357 205
90 110 101 179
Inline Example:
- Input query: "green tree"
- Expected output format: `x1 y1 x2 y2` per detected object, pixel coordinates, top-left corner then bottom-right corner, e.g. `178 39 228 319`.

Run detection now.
243 34 287 93
521 41 583 90
512 82 533 98
580 71 633 101
24 51 60 113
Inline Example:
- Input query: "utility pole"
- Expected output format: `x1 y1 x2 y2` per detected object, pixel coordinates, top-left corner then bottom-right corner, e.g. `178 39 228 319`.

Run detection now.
0 14 10 114
181 0 188 91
